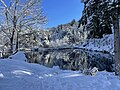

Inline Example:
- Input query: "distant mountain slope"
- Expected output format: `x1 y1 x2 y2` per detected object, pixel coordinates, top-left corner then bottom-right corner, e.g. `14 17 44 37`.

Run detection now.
47 19 87 47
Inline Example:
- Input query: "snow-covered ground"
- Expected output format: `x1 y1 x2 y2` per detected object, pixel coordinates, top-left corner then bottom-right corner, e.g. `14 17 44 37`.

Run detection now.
79 34 114 54
0 51 120 90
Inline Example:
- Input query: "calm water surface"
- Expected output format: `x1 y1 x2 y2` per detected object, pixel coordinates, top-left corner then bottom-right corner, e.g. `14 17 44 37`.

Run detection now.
25 49 114 72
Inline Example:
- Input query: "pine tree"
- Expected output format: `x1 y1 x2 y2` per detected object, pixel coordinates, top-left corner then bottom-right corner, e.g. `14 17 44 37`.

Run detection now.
81 0 112 38
70 19 76 26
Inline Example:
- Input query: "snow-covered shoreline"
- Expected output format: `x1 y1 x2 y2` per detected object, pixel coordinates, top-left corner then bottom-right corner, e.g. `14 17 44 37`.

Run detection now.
0 51 120 90
36 34 114 55
79 34 114 55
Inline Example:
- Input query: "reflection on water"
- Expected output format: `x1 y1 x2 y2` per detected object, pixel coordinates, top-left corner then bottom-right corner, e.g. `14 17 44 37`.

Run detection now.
25 49 114 72
0 52 11 59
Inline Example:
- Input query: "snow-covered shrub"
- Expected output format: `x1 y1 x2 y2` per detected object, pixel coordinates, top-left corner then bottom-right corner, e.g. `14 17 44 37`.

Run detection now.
82 67 98 76
116 64 120 76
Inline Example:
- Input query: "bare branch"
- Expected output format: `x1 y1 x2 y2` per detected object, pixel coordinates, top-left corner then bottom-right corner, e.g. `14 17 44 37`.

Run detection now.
0 0 13 20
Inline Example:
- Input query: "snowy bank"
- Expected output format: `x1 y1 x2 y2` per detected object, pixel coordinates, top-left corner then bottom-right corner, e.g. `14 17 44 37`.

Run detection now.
8 51 27 62
0 52 120 90
79 34 114 55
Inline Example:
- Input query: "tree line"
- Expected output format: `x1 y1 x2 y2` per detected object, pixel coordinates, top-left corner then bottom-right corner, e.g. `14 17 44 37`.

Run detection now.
81 0 120 75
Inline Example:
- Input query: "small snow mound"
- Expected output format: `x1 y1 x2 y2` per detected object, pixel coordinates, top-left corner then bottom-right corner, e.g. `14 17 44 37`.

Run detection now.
90 67 98 76
8 51 27 62
0 73 4 78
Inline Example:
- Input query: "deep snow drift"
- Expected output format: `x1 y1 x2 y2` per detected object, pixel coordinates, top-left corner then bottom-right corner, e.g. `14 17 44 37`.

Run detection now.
0 52 120 90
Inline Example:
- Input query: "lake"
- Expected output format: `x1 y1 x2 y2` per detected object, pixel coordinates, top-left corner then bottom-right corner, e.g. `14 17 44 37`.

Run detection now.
25 49 114 72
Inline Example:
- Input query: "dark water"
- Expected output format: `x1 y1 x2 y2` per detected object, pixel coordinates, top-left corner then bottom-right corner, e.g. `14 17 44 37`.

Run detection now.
25 49 114 72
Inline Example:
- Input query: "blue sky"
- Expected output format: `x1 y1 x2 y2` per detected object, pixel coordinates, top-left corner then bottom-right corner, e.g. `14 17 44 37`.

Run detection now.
42 0 84 28
0 0 84 28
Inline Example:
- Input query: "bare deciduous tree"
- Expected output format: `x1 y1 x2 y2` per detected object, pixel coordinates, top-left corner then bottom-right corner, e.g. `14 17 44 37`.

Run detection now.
0 0 47 54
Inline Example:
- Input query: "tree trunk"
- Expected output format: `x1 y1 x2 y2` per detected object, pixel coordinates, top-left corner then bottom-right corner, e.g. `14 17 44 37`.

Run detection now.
10 29 15 54
16 31 19 52
113 15 120 75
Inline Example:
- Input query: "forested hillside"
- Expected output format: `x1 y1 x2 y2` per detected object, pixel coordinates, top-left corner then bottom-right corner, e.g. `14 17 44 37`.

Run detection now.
0 0 118 54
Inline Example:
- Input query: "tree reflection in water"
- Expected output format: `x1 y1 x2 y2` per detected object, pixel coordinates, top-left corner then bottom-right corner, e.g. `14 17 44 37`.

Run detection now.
25 49 114 72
